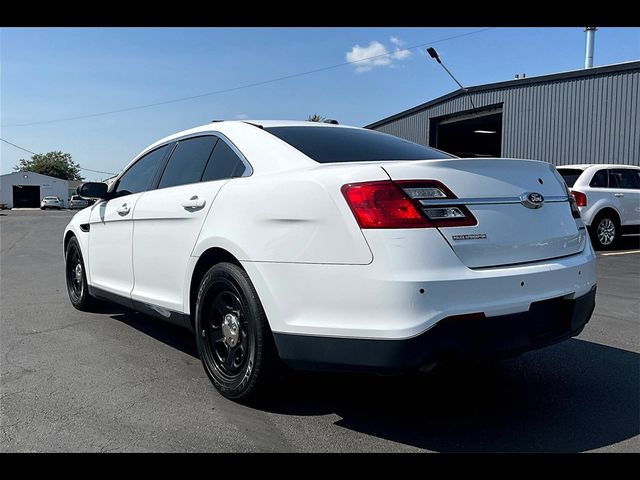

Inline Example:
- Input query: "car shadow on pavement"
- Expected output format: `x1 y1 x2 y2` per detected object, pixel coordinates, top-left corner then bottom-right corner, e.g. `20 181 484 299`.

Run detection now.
103 302 640 452
104 306 200 358
258 339 639 452
600 234 640 251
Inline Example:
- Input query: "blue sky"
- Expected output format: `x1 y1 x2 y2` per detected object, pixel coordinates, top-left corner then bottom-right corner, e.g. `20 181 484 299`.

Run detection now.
1 27 638 181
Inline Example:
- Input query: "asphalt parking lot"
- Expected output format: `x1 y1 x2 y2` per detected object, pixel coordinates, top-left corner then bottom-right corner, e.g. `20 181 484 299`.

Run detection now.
1 209 638 452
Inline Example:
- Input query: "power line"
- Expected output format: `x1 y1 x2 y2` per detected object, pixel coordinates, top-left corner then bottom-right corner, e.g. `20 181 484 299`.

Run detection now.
2 28 495 128
0 137 36 155
1 137 117 176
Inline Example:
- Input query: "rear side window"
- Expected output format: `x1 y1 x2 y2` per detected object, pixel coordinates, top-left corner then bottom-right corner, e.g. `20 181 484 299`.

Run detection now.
201 139 248 182
557 168 585 188
158 136 218 189
264 126 453 163
116 144 170 196
589 169 608 188
609 169 640 189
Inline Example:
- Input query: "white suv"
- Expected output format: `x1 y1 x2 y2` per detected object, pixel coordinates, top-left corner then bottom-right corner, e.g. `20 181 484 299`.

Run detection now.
557 165 640 249
64 121 597 402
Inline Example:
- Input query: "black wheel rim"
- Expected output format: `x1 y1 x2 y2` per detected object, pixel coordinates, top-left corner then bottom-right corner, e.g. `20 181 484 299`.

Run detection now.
66 247 84 301
201 281 251 381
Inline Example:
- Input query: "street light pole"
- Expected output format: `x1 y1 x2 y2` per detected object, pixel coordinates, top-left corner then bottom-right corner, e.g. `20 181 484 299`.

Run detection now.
426 47 476 111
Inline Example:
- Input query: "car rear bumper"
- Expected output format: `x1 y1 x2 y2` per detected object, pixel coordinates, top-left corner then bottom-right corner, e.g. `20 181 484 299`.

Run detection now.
242 228 597 340
273 285 596 372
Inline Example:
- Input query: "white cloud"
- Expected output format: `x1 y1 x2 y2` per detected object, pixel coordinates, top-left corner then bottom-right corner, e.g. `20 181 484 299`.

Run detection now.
235 114 248 119
345 38 412 73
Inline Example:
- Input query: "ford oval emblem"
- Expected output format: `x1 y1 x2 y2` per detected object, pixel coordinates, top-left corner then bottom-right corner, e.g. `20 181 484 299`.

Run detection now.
520 192 545 209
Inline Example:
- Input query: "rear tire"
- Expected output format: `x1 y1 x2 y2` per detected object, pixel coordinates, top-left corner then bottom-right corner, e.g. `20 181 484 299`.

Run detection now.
65 236 98 311
195 262 279 403
589 212 620 250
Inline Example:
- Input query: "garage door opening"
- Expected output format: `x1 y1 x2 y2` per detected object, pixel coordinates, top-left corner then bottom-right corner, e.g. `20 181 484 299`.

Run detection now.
13 185 41 208
431 107 503 158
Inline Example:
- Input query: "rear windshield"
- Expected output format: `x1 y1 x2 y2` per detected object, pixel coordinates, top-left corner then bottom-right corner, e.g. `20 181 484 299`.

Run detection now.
264 126 454 163
44 197 58 200
557 168 585 187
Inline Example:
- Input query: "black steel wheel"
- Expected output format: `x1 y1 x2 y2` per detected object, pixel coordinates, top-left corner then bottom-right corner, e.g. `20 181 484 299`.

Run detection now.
195 262 279 402
65 236 97 310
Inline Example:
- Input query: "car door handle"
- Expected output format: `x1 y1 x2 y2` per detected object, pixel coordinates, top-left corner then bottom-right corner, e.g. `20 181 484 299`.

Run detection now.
614 193 625 197
116 203 130 215
181 196 206 210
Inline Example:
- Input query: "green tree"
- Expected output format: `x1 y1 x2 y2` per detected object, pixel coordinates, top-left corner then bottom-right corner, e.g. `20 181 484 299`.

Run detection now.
14 151 84 181
307 113 326 122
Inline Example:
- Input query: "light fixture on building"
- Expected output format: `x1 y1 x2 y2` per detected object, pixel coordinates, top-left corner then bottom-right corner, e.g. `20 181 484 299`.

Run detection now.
473 130 497 134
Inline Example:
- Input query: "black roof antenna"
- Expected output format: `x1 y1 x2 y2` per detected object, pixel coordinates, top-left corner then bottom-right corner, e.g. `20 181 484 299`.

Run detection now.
323 119 339 125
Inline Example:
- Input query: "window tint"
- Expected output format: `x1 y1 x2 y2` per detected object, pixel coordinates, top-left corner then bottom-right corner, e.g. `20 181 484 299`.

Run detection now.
158 136 218 189
557 168 585 188
116 144 170 196
201 139 247 182
589 169 608 188
264 126 454 163
609 169 640 189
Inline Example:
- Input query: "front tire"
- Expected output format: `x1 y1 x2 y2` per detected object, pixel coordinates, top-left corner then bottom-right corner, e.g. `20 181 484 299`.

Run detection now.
65 236 97 311
589 212 620 250
195 262 279 402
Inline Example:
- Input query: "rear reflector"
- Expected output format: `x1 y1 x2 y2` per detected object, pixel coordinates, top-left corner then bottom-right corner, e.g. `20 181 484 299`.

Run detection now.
342 180 477 229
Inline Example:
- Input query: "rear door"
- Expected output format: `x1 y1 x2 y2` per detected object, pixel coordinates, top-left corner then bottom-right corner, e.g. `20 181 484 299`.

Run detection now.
609 168 640 225
383 158 586 268
131 134 250 312
88 144 171 299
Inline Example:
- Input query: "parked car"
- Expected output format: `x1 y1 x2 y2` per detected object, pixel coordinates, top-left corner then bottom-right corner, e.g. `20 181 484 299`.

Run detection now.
41 196 62 210
69 195 89 210
63 121 597 402
557 164 640 249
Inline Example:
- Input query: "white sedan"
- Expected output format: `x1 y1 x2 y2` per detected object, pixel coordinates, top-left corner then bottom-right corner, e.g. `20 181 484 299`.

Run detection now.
41 196 62 210
63 120 597 402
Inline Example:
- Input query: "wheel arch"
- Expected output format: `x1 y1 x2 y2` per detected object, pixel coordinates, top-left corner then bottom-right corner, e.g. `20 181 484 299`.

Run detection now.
592 206 621 226
63 229 76 254
187 247 243 330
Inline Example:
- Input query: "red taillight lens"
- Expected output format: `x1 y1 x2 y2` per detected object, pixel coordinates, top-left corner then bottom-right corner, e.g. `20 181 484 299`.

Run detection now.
341 180 477 229
571 190 587 207
341 181 431 228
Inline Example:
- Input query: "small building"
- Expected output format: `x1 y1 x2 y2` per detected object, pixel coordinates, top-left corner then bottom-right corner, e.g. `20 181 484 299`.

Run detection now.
0 171 69 208
366 61 639 166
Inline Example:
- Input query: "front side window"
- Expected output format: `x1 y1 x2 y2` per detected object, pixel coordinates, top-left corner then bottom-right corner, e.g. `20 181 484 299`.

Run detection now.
589 169 608 188
609 169 640 190
264 126 454 163
115 144 171 196
201 139 248 182
158 136 218 189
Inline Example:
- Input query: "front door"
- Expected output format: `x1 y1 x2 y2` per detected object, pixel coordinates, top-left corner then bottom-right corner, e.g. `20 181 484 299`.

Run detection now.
88 143 172 300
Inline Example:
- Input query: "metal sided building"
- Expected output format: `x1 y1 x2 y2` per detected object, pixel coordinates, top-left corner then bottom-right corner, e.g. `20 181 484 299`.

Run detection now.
366 61 639 166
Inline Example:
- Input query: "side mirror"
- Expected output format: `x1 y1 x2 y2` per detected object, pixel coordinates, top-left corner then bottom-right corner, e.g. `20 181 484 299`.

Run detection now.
78 182 109 199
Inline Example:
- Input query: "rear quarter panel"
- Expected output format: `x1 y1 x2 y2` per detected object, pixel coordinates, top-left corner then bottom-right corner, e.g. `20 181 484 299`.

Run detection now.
191 164 390 264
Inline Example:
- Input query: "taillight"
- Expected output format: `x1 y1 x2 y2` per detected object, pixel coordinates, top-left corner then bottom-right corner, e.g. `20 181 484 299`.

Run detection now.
571 190 587 207
341 180 477 229
341 181 430 228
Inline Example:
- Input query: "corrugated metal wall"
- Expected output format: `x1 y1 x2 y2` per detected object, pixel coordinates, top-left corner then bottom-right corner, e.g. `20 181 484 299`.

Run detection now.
372 67 640 166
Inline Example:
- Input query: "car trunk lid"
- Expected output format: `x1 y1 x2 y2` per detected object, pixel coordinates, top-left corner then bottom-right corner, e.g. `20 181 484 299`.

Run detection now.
383 158 586 268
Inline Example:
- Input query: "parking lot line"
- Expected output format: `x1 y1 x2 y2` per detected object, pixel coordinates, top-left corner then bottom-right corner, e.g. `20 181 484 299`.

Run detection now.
599 250 640 256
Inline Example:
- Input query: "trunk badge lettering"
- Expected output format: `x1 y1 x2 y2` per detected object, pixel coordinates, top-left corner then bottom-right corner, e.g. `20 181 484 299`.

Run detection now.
521 192 545 209
453 234 487 240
